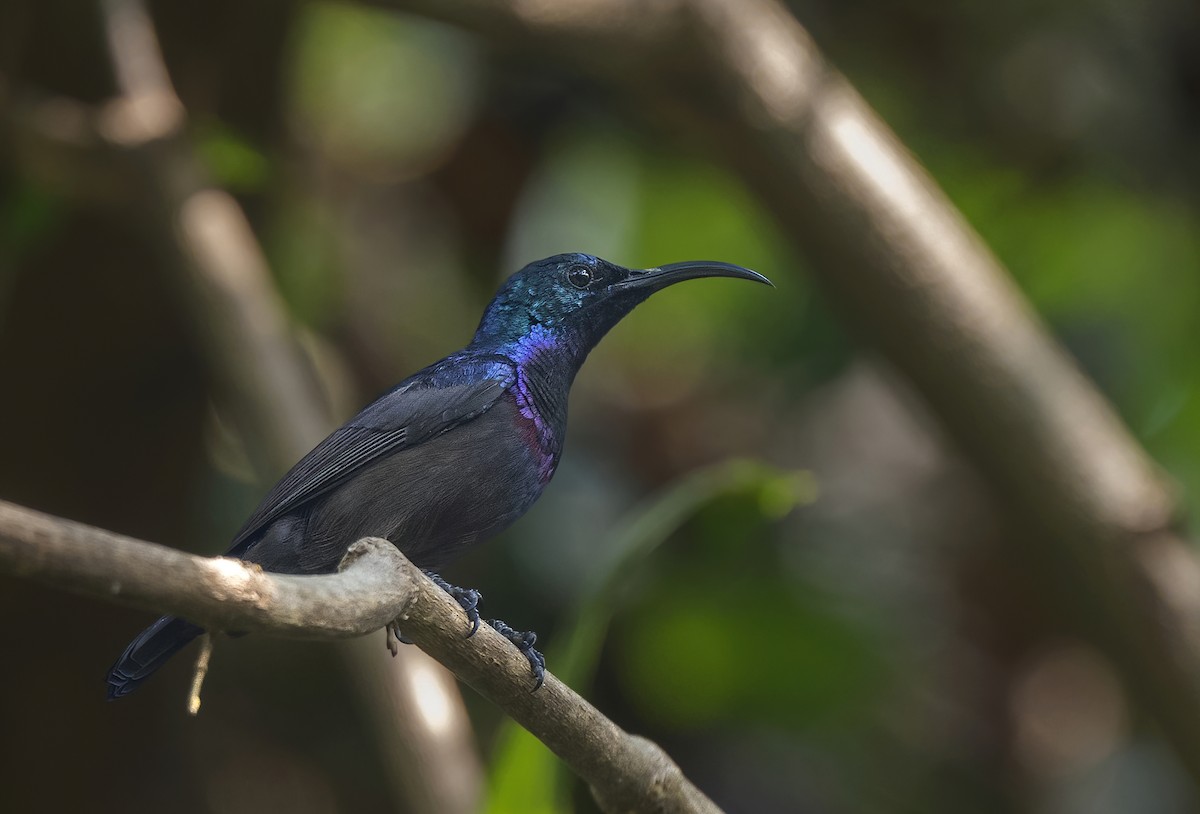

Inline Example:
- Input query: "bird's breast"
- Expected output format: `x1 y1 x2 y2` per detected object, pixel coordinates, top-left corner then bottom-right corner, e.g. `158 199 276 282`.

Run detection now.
506 377 562 485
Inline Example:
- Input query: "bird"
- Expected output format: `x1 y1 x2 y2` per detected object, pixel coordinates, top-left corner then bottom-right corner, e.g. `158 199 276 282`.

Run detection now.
106 252 770 699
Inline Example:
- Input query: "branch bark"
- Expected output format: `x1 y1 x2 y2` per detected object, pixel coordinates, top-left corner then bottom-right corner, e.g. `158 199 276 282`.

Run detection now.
0 499 413 636
369 0 1200 784
0 498 724 814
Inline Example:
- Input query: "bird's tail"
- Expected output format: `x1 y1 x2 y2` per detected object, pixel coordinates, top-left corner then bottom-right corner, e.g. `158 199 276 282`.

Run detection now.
106 615 204 700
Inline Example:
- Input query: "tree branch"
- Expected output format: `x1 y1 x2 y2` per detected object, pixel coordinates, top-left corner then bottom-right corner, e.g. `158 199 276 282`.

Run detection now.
369 0 1200 784
0 499 413 636
0 497 724 814
0 79 165 206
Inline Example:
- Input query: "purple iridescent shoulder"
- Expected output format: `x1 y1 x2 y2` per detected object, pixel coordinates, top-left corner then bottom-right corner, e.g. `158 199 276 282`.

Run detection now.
502 324 559 366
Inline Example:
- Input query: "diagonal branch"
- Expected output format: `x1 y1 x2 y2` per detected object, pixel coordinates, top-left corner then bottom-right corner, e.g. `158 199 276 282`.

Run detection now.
368 0 1200 785
0 497 724 814
97 0 330 476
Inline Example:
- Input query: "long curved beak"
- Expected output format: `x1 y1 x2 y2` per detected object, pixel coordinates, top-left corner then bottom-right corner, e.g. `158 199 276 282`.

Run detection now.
614 261 773 291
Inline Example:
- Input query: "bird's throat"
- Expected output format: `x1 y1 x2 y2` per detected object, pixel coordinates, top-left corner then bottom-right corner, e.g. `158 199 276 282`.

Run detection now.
476 323 583 460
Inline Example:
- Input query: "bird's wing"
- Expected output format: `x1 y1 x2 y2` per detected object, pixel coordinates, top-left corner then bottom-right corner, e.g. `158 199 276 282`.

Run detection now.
225 356 517 556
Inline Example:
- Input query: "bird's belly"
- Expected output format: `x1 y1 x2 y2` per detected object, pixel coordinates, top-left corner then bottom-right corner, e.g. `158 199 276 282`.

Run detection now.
297 402 554 571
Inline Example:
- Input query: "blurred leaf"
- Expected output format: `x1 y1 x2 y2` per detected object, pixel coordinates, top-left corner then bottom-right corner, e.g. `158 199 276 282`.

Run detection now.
629 155 793 280
0 181 60 261
486 461 814 814
288 2 479 178
933 145 1200 506
0 183 61 321
563 461 814 687
615 573 884 730
936 149 1200 372
506 119 819 388
196 122 271 192
264 194 343 328
611 151 804 377
504 119 642 269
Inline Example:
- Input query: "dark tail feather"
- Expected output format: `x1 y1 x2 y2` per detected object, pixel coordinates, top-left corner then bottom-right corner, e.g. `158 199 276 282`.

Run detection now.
106 616 204 700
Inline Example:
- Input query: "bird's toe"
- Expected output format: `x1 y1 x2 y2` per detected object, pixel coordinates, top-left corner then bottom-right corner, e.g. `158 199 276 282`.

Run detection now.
424 570 484 637
488 618 546 691
386 620 414 654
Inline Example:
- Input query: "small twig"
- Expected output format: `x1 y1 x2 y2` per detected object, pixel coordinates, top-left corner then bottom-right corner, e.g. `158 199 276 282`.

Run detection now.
386 621 402 656
186 634 213 716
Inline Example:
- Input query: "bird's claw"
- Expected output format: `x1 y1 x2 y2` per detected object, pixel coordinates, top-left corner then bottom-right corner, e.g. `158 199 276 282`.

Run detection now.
424 570 483 637
488 618 546 691
385 620 412 655
394 574 545 690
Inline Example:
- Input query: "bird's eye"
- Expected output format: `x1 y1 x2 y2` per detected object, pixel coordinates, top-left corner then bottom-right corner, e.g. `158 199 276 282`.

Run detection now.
566 266 593 289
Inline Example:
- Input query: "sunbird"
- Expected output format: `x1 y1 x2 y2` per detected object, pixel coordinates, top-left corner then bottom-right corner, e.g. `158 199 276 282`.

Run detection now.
108 253 770 697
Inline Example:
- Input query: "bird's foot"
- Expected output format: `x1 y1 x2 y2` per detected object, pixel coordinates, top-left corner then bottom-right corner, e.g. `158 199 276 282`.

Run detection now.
386 573 482 653
424 570 482 637
488 619 546 691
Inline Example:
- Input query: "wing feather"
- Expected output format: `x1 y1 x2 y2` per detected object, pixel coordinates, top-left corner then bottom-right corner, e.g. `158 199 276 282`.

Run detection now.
225 356 516 556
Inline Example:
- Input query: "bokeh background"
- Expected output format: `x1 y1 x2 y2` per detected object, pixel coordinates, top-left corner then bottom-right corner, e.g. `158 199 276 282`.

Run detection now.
3 0 1200 812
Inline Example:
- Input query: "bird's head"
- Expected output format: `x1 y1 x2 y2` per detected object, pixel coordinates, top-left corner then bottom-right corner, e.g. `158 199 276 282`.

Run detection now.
473 253 771 357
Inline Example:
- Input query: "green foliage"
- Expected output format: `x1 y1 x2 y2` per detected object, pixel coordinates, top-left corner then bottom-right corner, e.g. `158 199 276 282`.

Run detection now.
615 570 881 730
932 144 1200 508
507 117 828 388
287 2 478 176
195 122 271 192
617 151 808 372
485 462 816 814
0 182 60 263
263 194 344 328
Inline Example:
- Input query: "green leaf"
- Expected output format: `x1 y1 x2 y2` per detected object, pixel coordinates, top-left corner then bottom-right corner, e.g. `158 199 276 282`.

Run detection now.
485 461 814 813
615 574 883 730
196 122 271 191
287 2 479 175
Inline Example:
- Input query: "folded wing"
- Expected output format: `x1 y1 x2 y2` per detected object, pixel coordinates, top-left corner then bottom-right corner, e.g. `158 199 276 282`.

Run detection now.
225 355 517 557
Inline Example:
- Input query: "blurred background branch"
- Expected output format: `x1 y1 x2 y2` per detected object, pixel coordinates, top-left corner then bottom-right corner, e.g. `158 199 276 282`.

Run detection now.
91 0 485 811
377 0 1200 786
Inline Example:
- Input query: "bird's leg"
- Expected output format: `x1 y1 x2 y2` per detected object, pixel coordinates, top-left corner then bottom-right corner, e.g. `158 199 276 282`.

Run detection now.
487 619 546 691
423 570 482 637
